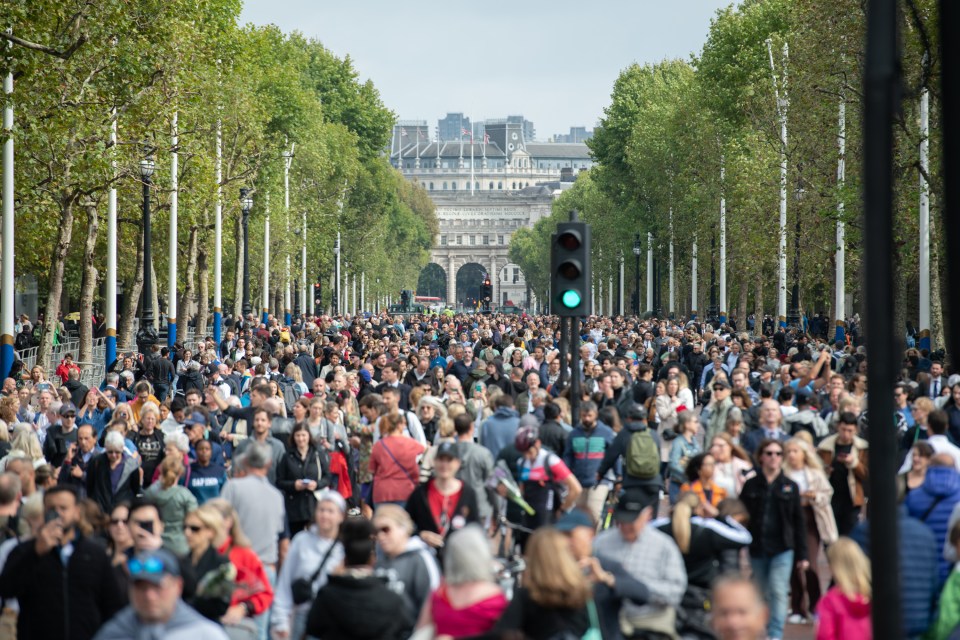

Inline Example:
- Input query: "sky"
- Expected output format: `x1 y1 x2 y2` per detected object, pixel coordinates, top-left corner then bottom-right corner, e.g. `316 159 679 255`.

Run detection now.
239 0 734 140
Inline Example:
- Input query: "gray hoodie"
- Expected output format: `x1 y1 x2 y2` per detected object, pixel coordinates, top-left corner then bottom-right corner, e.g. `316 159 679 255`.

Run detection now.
93 600 229 640
375 535 440 619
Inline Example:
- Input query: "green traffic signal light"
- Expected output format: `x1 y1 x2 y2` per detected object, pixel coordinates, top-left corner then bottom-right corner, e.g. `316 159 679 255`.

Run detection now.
561 289 582 308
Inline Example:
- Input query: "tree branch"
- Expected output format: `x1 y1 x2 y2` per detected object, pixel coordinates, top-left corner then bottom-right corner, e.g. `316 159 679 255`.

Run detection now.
0 30 87 60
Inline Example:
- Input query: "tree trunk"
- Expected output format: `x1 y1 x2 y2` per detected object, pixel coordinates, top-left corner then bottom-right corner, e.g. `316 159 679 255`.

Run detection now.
37 194 76 370
119 227 144 352
233 215 243 320
893 246 907 354
930 210 946 354
196 247 209 338
754 273 764 333
274 285 282 319
737 275 748 332
150 259 160 331
78 198 99 363
178 225 199 326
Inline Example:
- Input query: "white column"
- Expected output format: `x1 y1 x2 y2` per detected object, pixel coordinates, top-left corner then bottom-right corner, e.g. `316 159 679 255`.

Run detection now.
919 83 930 347
1 34 14 376
284 145 293 322
668 208 675 315
352 273 357 316
720 163 727 321
168 110 178 345
608 275 613 317
767 39 789 325
213 70 223 344
646 233 653 313
836 95 846 341
262 194 270 321
691 237 698 316
448 256 456 305
335 232 341 314
106 112 117 362
301 213 307 315
361 272 365 313
618 255 624 316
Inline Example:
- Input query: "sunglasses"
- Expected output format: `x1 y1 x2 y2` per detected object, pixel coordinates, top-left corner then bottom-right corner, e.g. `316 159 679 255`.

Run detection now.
184 524 204 533
762 450 784 457
128 556 164 575
109 517 129 526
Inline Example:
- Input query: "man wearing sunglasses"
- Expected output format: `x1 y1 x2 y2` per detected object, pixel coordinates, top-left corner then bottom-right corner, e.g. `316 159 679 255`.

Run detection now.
93 548 228 639
739 439 808 640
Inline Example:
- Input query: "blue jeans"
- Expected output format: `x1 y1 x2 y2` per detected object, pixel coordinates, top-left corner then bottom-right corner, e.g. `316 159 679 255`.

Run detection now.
750 549 794 640
256 565 277 640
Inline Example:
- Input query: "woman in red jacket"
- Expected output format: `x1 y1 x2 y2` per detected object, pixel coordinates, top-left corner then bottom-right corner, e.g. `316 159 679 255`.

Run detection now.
206 499 275 628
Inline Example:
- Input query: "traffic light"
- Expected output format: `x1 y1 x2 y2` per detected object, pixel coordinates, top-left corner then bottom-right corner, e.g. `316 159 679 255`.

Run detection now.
313 283 322 308
551 221 591 316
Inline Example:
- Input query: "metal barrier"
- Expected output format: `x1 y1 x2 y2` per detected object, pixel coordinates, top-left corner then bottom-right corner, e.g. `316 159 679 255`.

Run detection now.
73 361 105 389
16 346 38 371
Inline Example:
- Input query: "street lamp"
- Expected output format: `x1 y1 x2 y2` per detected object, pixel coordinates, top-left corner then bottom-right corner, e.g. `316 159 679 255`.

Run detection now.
632 234 641 316
136 155 159 355
240 188 253 322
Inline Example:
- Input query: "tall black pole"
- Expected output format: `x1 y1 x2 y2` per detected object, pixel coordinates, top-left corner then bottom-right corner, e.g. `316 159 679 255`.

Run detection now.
570 316 580 421
558 316 568 390
788 209 802 328
240 188 252 321
708 234 718 321
864 0 901 637
136 161 158 356
293 278 300 316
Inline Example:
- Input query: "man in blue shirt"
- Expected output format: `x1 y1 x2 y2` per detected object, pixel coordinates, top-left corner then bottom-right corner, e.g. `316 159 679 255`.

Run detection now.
564 401 615 524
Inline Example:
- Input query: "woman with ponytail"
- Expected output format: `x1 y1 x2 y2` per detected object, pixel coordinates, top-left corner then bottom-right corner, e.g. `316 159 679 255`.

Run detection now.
145 454 198 556
652 491 754 635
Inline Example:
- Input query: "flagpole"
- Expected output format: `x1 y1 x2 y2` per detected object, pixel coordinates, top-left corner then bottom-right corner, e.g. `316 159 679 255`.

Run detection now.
470 122 475 195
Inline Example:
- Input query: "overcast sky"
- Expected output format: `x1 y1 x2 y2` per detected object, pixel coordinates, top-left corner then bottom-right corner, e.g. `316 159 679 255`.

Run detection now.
240 1 734 140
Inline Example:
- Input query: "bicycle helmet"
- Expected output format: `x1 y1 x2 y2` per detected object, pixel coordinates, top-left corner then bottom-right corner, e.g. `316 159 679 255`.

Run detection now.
514 424 539 452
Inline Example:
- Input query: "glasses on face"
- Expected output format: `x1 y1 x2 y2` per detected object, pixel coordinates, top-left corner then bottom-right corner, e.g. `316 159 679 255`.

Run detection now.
184 524 204 534
762 450 783 457
375 525 392 535
110 517 128 526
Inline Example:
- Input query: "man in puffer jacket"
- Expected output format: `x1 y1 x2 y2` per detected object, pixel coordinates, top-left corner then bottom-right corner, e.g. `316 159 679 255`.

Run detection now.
906 453 960 586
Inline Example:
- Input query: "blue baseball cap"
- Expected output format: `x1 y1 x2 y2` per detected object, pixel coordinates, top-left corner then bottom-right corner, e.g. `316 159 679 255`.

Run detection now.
554 509 595 532
128 549 180 585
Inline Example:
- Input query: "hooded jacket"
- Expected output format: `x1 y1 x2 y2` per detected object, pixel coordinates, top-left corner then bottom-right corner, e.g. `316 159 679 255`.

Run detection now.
374 534 441 619
271 527 343 635
145 481 199 558
478 406 520 461
814 587 872 640
563 421 616 488
906 465 960 585
92 600 229 640
306 571 413 640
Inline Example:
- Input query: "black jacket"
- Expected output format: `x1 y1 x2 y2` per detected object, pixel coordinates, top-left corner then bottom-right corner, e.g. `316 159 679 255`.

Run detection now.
43 424 79 468
294 352 317 387
274 446 331 524
64 379 89 407
405 480 480 540
740 471 808 561
539 419 568 456
86 452 141 515
177 370 204 394
188 545 232 622
0 534 124 640
307 573 413 640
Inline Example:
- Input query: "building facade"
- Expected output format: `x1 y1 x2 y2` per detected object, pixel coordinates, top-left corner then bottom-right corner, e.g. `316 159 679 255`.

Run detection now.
394 120 593 309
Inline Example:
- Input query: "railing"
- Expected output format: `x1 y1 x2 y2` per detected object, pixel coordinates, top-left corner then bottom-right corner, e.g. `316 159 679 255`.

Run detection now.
16 346 38 371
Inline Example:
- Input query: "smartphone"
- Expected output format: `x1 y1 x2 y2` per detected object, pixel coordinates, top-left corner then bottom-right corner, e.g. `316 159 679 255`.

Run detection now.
475 384 483 393
44 509 60 525
137 519 155 535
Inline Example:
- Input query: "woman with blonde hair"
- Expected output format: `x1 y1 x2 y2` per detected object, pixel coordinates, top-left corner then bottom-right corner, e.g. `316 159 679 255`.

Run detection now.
203 499 274 631
784 436 837 624
9 424 43 465
373 503 440 620
182 504 234 622
709 432 754 496
816 537 872 639
491 527 595 639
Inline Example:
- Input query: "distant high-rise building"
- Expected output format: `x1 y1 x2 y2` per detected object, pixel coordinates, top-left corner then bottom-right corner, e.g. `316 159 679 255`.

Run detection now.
438 113 471 142
505 115 536 143
553 126 593 143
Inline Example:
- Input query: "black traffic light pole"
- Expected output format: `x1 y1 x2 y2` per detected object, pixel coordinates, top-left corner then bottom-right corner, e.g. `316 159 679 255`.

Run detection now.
863 0 901 637
568 210 582 422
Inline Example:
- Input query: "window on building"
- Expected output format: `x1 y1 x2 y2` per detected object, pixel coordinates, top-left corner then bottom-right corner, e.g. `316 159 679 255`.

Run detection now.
512 182 516 189
469 235 475 245
443 182 448 190
498 235 505 245
429 182 434 190
452 182 457 190
483 235 489 245
440 235 447 245
456 235 462 245
513 268 520 283
489 181 494 190
475 181 479 190
498 181 503 190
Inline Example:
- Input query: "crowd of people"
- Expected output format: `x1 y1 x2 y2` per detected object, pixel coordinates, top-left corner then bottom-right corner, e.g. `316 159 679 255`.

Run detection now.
0 308 952 639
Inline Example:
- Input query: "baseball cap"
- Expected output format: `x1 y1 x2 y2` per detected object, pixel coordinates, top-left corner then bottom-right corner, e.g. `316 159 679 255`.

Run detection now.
555 509 595 532
624 403 647 422
613 497 652 524
435 441 460 460
712 379 731 390
183 411 206 427
59 402 77 417
429 342 439 350
128 549 181 585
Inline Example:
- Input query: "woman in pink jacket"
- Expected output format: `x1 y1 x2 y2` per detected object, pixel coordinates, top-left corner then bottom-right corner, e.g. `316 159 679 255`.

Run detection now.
816 537 872 640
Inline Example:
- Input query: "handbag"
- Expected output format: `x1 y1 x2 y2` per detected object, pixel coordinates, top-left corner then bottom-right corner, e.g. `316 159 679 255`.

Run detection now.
290 541 338 605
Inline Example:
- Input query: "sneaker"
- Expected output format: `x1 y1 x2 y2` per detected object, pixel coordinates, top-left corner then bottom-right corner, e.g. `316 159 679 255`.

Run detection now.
787 614 806 625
